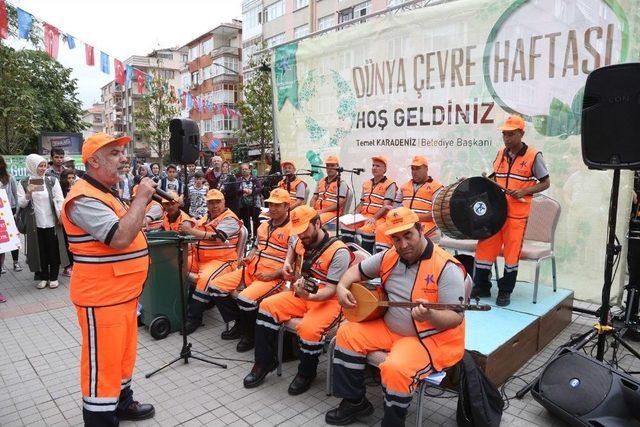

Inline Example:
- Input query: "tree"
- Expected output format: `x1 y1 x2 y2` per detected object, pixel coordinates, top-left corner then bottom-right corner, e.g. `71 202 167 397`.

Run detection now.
0 6 85 154
234 50 274 170
133 75 178 160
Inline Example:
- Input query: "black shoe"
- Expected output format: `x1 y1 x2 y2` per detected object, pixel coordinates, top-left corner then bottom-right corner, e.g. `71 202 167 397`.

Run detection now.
288 373 315 396
221 321 242 340
236 335 254 352
181 318 202 335
325 398 374 425
243 361 278 388
496 290 511 306
470 286 491 299
116 401 155 421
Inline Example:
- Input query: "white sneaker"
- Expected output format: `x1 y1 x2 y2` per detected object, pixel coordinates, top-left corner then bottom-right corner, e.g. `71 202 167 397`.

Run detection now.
49 280 59 289
36 280 47 289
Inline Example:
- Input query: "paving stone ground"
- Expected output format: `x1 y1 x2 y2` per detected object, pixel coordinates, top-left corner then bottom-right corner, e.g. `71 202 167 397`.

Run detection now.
1 249 639 426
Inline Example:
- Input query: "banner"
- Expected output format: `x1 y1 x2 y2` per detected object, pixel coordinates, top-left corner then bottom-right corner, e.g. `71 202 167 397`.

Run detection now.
0 189 21 253
5 155 85 180
272 0 640 301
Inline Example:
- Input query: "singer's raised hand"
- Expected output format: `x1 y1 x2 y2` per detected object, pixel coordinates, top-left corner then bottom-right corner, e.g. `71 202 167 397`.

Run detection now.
137 178 157 202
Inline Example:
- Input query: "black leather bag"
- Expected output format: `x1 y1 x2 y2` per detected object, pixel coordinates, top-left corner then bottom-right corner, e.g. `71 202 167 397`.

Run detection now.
456 351 504 427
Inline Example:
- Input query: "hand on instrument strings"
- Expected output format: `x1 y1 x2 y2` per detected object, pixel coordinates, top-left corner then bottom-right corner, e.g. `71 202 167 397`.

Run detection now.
137 178 157 202
283 261 294 280
411 299 432 322
293 278 310 298
337 285 357 309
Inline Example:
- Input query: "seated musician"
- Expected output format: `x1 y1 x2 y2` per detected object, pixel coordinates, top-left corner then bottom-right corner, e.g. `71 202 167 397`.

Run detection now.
207 188 292 352
375 156 443 253
342 156 396 254
243 206 351 395
326 207 466 427
160 191 194 232
277 160 307 209
309 155 349 226
180 189 243 335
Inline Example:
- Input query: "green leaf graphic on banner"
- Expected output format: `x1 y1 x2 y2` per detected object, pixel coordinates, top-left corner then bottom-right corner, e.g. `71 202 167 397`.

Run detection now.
275 43 299 110
306 150 324 182
306 116 326 141
532 89 584 139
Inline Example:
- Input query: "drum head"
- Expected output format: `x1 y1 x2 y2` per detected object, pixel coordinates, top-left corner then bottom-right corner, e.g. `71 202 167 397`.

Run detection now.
449 177 507 239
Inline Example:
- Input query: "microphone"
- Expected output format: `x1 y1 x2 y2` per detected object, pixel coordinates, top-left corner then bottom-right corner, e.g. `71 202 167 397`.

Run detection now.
155 187 177 202
353 168 365 175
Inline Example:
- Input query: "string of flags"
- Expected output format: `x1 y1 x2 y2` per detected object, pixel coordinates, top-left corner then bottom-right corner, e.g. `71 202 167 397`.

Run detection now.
0 1 241 118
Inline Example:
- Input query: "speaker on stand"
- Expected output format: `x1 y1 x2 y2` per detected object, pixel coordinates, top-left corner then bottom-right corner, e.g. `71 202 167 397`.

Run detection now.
169 118 200 211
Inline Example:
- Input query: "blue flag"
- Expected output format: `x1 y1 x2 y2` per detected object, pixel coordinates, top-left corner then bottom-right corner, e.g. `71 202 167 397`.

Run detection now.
17 9 33 39
146 74 153 91
100 52 109 74
186 93 193 110
66 34 76 49
125 65 133 89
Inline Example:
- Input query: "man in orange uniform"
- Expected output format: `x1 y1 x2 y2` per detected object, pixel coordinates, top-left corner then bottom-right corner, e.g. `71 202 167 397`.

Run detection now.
62 133 156 425
207 188 292 352
309 155 349 226
180 189 243 334
343 156 397 254
375 155 443 253
326 207 466 426
473 116 550 306
278 160 307 209
160 191 197 274
243 206 351 395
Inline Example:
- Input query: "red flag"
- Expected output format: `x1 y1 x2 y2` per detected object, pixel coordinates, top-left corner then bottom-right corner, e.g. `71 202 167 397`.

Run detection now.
135 70 145 94
43 23 60 59
221 106 229 116
212 104 218 113
181 91 186 108
114 59 125 85
85 44 95 65
0 1 8 40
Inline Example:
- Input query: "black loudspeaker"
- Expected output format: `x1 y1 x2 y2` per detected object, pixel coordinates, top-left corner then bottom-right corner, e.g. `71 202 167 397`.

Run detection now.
582 63 640 170
169 118 200 164
532 349 640 426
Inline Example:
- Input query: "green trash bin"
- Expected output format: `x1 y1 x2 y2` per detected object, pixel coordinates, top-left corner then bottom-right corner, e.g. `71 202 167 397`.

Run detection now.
139 231 192 340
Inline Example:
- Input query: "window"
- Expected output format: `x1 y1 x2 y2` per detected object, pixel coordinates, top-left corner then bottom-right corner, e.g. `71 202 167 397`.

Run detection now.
266 33 285 48
203 119 212 132
213 87 236 104
213 57 239 76
243 6 263 39
294 24 309 39
387 0 407 6
191 71 200 85
264 0 285 22
317 14 334 31
202 39 213 55
354 1 371 19
295 0 308 9
182 54 188 63
203 65 213 80
189 46 199 60
156 52 173 60
214 114 239 131
338 8 353 23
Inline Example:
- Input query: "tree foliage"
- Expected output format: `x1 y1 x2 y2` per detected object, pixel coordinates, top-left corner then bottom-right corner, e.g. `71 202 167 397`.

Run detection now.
133 76 178 160
0 5 85 154
234 49 274 167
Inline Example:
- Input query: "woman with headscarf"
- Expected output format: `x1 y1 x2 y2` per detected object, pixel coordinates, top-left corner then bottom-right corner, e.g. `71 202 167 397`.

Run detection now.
17 154 69 289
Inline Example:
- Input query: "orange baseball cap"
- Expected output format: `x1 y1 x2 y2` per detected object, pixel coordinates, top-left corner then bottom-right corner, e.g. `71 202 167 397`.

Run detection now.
411 156 428 167
325 155 339 165
384 207 420 236
371 155 388 167
161 191 179 205
289 205 318 235
205 189 224 201
82 132 131 163
499 115 525 131
264 188 290 204
281 160 296 168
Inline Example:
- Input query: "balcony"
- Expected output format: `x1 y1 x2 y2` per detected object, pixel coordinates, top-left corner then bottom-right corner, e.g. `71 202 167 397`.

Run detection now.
211 46 240 58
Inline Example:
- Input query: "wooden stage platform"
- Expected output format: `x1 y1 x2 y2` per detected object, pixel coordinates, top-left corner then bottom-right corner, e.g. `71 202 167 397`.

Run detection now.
465 281 574 385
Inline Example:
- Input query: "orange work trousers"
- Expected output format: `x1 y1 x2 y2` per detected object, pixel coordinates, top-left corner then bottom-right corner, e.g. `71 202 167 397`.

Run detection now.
333 319 433 409
191 259 235 303
76 299 138 414
210 266 284 310
319 211 338 226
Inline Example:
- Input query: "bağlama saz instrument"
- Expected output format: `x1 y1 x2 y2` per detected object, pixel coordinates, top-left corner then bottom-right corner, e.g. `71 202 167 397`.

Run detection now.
343 282 491 322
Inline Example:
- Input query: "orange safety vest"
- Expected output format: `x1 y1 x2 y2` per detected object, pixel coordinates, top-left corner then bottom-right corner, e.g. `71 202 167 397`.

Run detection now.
145 200 162 217
195 208 242 263
61 178 149 307
492 145 541 219
379 244 465 371
294 236 349 287
250 218 291 275
314 176 345 214
278 177 307 203
399 178 443 235
162 210 194 232
360 176 395 216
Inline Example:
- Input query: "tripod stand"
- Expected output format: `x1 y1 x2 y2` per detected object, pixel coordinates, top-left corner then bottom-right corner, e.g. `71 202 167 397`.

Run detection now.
517 169 640 398
310 164 363 237
145 234 227 378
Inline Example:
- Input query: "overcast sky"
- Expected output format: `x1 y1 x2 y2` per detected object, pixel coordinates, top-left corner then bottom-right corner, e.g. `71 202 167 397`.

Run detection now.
9 0 242 108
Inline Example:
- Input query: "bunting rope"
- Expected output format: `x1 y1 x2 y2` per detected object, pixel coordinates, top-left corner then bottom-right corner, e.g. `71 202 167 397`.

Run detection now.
0 0 241 119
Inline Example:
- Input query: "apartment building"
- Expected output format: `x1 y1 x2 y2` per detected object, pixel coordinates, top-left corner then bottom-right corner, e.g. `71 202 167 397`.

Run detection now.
81 103 105 140
100 81 125 138
183 20 243 160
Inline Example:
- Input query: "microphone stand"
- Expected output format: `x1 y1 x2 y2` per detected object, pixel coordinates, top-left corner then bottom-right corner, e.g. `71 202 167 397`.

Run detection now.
309 165 363 237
